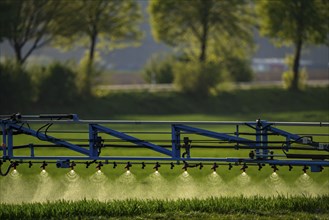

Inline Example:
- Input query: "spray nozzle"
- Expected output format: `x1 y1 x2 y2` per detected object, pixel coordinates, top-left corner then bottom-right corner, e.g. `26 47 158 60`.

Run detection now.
182 161 189 171
70 161 76 170
11 161 19 170
153 162 160 171
258 163 263 171
302 165 309 173
240 163 248 172
198 163 203 170
96 162 103 170
125 162 132 171
170 162 175 169
271 165 279 173
40 161 48 170
85 160 96 168
211 163 218 172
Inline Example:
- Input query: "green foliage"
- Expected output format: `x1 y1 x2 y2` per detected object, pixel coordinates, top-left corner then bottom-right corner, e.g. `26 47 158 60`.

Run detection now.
256 0 329 46
256 0 329 90
173 61 222 95
149 0 254 63
53 0 142 94
0 0 67 64
67 87 329 118
77 51 104 96
55 0 142 59
0 196 328 219
38 62 79 105
142 54 175 84
283 70 308 90
222 56 253 82
149 0 254 94
282 55 307 90
0 60 33 110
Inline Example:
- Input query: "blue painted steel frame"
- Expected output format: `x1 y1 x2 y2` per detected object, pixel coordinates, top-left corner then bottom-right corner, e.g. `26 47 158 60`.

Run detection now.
173 124 255 145
90 124 172 156
1 116 329 172
9 123 89 155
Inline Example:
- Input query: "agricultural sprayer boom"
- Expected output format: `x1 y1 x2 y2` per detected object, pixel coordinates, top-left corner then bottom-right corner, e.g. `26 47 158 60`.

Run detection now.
1 113 328 176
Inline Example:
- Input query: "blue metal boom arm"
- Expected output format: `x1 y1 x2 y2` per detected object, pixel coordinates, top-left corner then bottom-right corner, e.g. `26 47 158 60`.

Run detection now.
173 124 256 146
90 124 172 157
1 114 329 173
9 124 90 155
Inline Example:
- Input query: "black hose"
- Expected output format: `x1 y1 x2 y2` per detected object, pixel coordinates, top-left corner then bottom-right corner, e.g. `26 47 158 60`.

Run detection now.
0 162 14 176
36 123 51 141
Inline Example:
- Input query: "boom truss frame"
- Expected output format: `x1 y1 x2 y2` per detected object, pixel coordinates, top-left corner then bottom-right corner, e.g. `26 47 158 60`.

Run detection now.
1 114 328 173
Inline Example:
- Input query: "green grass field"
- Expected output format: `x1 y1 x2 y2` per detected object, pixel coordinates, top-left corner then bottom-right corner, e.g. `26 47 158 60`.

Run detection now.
9 86 329 120
1 196 329 219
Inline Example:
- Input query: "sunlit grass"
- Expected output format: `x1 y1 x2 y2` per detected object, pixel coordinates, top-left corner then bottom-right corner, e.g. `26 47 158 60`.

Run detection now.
1 196 328 219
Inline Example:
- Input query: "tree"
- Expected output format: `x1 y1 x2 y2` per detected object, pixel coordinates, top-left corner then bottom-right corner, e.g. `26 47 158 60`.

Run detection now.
0 2 9 42
56 0 142 94
256 0 329 91
142 53 177 84
0 0 66 65
149 0 254 63
38 63 79 105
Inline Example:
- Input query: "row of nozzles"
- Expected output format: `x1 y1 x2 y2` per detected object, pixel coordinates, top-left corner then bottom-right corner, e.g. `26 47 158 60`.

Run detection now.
3 160 319 174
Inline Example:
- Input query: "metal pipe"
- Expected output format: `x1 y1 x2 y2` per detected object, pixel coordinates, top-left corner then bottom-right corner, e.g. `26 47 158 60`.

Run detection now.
6 156 329 166
8 119 329 126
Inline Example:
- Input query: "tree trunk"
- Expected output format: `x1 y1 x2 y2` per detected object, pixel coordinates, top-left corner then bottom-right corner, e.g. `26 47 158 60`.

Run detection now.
291 39 303 91
14 44 23 65
199 1 210 63
83 31 97 95
89 33 96 65
199 25 208 63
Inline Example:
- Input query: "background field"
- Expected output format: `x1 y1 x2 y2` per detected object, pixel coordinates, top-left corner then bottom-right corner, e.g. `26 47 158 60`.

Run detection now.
6 86 329 120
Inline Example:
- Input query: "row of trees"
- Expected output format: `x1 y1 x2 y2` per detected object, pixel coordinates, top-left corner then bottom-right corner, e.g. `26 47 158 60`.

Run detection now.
149 0 328 92
0 61 80 110
1 0 328 93
256 0 328 90
0 0 141 95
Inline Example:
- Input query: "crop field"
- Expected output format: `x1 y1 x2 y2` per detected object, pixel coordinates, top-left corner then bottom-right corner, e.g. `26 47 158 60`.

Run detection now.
1 112 329 219
1 196 329 219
